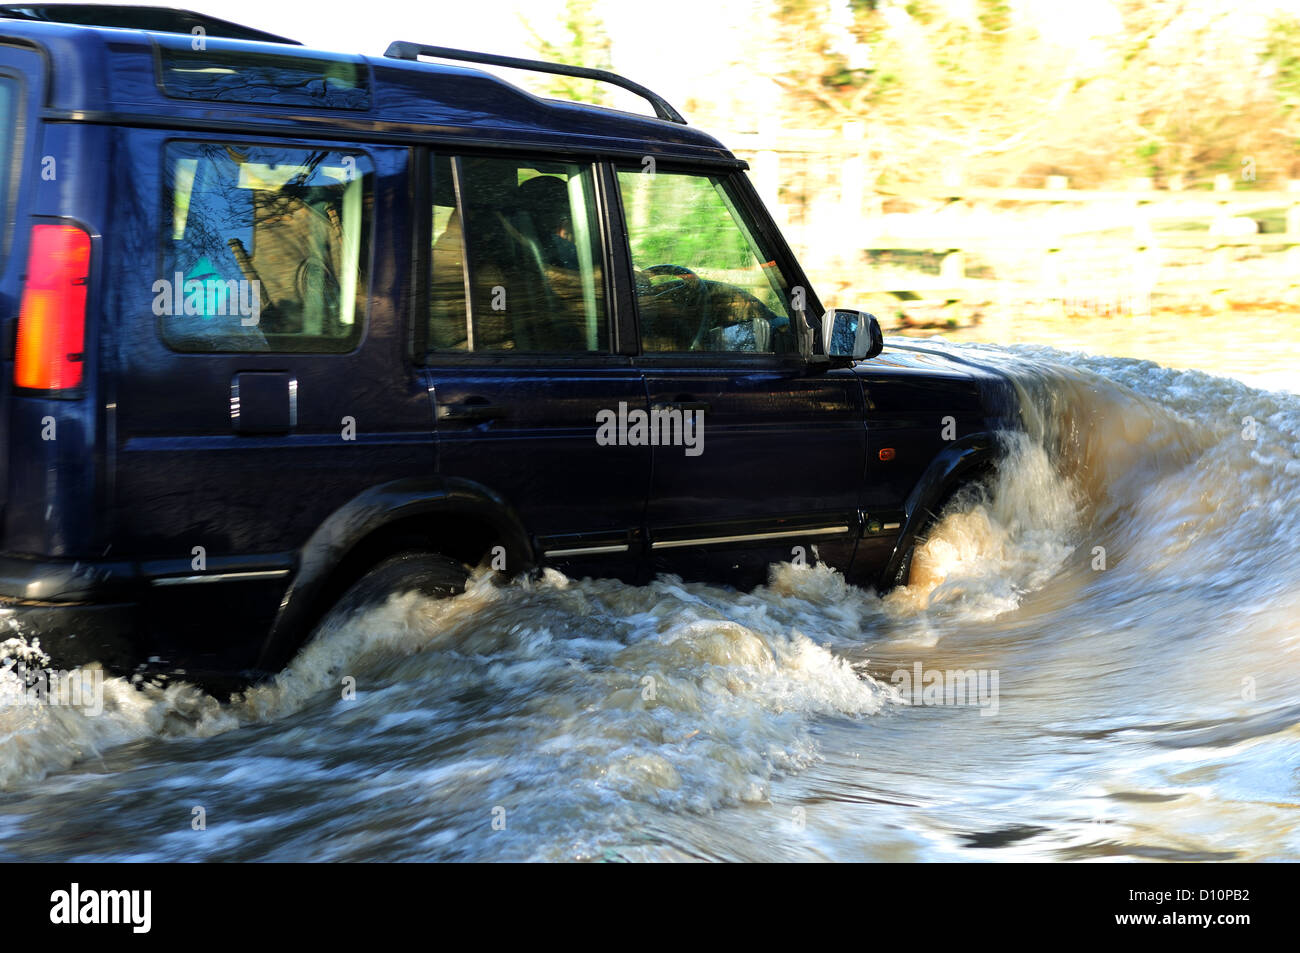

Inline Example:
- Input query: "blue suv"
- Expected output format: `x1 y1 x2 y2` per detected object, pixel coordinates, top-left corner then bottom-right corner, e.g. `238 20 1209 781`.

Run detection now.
0 5 1018 689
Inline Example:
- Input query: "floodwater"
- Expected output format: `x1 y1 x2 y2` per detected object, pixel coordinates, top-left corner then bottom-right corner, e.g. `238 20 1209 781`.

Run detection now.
2 342 1298 861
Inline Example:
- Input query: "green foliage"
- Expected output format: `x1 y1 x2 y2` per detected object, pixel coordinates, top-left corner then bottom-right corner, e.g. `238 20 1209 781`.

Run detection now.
977 0 1012 34
904 1 933 26
524 0 614 105
1264 15 1300 113
630 187 749 272
768 0 1300 189
822 59 872 89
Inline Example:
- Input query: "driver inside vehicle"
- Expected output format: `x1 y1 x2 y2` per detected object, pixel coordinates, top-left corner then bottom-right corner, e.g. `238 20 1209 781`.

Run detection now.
500 168 794 354
633 265 788 353
615 169 794 354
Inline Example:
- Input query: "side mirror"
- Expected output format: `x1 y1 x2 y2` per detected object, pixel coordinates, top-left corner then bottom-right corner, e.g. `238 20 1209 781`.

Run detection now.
822 308 884 361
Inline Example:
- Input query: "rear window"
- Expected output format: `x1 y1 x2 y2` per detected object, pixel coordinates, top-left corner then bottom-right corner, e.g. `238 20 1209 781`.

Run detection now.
159 142 371 353
0 75 21 262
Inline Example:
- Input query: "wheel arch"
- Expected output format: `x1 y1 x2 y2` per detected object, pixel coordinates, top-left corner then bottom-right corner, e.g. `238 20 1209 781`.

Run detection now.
254 476 534 672
875 432 1003 592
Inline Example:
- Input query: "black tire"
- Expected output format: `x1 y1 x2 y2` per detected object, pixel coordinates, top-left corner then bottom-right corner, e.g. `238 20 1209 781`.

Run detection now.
883 472 995 591
319 551 469 625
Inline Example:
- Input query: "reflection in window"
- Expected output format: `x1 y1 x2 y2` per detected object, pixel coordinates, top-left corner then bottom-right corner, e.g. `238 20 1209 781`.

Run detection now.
158 44 370 110
0 77 20 262
616 170 794 354
429 156 606 354
161 143 370 352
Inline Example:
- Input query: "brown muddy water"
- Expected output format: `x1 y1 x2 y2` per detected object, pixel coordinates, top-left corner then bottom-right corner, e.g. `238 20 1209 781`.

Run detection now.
1 341 1298 861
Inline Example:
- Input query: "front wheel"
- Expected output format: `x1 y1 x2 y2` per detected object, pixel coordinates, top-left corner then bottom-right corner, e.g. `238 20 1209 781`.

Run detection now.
879 472 994 592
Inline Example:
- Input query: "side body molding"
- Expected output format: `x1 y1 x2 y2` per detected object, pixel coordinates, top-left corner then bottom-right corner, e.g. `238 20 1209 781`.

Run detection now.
255 477 534 671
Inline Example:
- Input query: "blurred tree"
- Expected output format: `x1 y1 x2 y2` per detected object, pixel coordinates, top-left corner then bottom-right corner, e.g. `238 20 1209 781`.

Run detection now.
522 0 614 105
1264 14 1300 113
765 0 1300 190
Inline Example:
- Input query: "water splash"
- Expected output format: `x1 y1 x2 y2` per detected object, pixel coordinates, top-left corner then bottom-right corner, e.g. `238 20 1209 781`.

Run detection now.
2 343 1298 861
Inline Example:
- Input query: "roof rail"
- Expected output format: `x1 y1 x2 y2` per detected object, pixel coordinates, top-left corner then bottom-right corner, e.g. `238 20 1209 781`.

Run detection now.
0 4 300 44
383 41 686 125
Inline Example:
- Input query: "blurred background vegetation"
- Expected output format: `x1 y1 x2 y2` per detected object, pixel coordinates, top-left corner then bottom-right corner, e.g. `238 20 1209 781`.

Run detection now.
514 0 1300 383
526 0 1300 190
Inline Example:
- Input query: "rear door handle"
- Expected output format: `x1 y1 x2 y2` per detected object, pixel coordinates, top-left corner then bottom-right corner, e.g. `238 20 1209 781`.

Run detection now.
231 371 296 435
438 398 508 423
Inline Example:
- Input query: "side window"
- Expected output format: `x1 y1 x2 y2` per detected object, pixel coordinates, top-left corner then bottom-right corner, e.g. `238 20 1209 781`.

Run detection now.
428 155 607 354
616 169 794 354
160 142 371 352
0 76 21 263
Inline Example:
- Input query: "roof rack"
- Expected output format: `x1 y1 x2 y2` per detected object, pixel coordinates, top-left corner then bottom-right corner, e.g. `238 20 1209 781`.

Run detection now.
0 4 300 44
383 41 686 125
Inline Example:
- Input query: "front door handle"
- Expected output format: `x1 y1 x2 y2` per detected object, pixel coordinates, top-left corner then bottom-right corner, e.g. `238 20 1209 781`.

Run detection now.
438 398 508 423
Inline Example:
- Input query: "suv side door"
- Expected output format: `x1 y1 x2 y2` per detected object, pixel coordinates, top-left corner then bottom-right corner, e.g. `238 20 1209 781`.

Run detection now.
612 164 865 586
111 134 430 658
419 153 648 578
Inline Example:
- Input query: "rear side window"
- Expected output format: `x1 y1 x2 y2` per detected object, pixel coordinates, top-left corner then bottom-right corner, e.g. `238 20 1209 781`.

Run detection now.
428 155 608 354
0 76 21 262
159 142 371 352
157 44 370 111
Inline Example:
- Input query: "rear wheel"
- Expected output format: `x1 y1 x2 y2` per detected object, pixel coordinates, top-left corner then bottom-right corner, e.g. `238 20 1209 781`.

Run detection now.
313 550 470 634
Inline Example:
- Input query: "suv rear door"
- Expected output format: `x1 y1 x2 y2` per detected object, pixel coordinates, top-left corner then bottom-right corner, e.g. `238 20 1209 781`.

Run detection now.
111 134 433 586
420 153 648 578
614 165 865 585
0 43 44 524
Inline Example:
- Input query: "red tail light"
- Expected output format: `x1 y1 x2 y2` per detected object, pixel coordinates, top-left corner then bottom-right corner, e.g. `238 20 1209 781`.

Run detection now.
14 223 92 391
